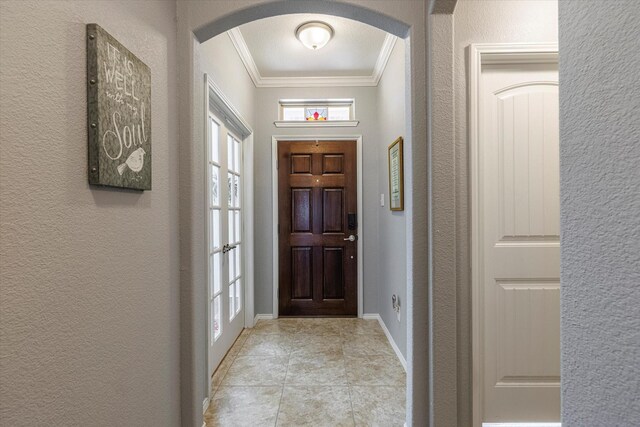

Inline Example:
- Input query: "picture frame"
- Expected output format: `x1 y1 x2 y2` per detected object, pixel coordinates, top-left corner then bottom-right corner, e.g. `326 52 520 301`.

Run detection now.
388 136 404 211
86 24 152 190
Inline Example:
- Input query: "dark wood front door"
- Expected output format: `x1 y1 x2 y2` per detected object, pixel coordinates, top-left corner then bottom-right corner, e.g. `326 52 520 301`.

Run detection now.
278 140 357 316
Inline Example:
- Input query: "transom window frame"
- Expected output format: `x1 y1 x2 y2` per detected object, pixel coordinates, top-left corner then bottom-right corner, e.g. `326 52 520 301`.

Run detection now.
275 99 359 128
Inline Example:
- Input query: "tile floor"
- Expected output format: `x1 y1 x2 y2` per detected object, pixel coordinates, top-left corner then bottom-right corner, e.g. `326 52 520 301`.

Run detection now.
205 318 406 427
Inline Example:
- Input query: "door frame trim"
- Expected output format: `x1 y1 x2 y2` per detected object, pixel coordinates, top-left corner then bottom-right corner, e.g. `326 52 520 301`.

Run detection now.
271 135 364 318
468 43 559 427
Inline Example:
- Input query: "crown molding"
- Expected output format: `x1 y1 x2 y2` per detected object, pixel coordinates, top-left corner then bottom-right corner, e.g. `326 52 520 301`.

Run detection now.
371 33 397 83
227 28 262 86
227 28 397 88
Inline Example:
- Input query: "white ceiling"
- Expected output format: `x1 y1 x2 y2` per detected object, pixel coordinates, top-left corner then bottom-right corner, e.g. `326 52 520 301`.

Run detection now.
230 13 396 87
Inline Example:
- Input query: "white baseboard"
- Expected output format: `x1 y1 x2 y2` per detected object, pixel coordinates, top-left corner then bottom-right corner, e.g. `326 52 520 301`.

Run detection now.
202 396 210 414
363 313 407 371
483 424 561 427
202 397 210 427
362 313 379 320
253 313 274 325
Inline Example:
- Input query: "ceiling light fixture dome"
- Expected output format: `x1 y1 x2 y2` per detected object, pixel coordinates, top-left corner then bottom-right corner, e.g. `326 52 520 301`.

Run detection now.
295 21 334 50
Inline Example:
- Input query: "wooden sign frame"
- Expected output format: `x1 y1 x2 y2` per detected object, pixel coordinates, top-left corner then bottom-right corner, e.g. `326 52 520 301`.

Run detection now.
86 24 151 190
388 136 404 211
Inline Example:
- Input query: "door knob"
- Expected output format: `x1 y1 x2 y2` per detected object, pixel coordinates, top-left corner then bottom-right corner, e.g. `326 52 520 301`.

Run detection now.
222 243 237 254
343 235 357 242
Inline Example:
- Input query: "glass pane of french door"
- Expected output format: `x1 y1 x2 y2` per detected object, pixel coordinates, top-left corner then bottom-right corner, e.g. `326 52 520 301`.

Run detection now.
227 134 242 321
209 117 222 343
207 114 244 383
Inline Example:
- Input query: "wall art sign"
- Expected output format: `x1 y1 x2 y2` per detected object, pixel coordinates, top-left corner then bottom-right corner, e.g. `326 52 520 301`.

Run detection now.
86 24 151 190
388 136 404 211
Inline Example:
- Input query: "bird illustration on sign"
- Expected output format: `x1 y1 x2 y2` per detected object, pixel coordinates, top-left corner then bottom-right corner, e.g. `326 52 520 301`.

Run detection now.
117 147 146 175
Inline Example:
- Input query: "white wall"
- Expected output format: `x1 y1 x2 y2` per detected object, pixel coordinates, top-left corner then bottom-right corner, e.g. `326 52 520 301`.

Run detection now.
199 31 409 358
200 37 409 354
250 42 409 359
200 35 386 317
200 34 256 127
376 40 407 356
253 85 380 315
559 1 640 425
0 1 180 426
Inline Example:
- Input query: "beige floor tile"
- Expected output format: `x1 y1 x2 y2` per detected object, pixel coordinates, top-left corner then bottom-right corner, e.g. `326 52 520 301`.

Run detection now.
239 327 252 337
286 351 348 385
252 319 304 335
208 319 406 425
350 386 406 427
338 319 386 336
237 333 292 357
345 355 406 386
290 334 343 357
276 386 355 427
211 355 235 389
341 333 395 356
297 318 344 336
205 386 281 427
225 331 250 360
221 355 289 386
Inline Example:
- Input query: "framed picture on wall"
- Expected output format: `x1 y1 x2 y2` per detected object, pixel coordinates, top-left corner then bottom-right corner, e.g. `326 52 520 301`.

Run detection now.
388 136 404 211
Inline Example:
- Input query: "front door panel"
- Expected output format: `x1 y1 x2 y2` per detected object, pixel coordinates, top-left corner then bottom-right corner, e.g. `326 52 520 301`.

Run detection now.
278 141 357 316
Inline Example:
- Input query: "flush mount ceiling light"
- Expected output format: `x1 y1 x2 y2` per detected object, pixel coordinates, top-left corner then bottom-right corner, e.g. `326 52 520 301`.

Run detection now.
295 21 334 50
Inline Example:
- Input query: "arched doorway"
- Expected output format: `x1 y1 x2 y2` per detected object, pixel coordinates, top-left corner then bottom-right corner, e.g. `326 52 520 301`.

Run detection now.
177 2 430 426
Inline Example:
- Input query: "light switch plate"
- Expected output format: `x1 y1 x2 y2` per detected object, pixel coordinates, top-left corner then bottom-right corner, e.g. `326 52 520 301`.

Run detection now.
380 193 385 206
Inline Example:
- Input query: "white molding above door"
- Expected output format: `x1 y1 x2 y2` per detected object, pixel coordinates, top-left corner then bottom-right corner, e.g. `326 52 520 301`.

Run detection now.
271 135 364 319
468 43 559 427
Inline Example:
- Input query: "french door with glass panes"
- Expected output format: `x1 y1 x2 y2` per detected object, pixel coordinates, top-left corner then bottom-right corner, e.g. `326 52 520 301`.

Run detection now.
207 113 244 379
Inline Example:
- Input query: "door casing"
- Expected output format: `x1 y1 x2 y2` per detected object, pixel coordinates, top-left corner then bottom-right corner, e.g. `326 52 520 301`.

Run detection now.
469 43 559 427
271 135 364 318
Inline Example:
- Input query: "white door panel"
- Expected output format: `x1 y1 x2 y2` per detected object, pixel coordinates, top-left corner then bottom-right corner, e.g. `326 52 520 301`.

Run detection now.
207 114 244 392
480 62 560 422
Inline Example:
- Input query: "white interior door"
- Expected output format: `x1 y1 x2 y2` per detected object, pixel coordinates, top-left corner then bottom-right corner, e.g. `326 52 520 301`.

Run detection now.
207 113 244 386
479 60 560 422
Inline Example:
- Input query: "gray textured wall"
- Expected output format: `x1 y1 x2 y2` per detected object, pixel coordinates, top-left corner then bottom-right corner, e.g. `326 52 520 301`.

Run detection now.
451 1 558 423
376 40 408 357
0 1 180 426
559 1 640 425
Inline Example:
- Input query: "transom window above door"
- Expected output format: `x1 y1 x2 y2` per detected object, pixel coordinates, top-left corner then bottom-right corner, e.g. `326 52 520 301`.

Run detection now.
275 99 359 128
